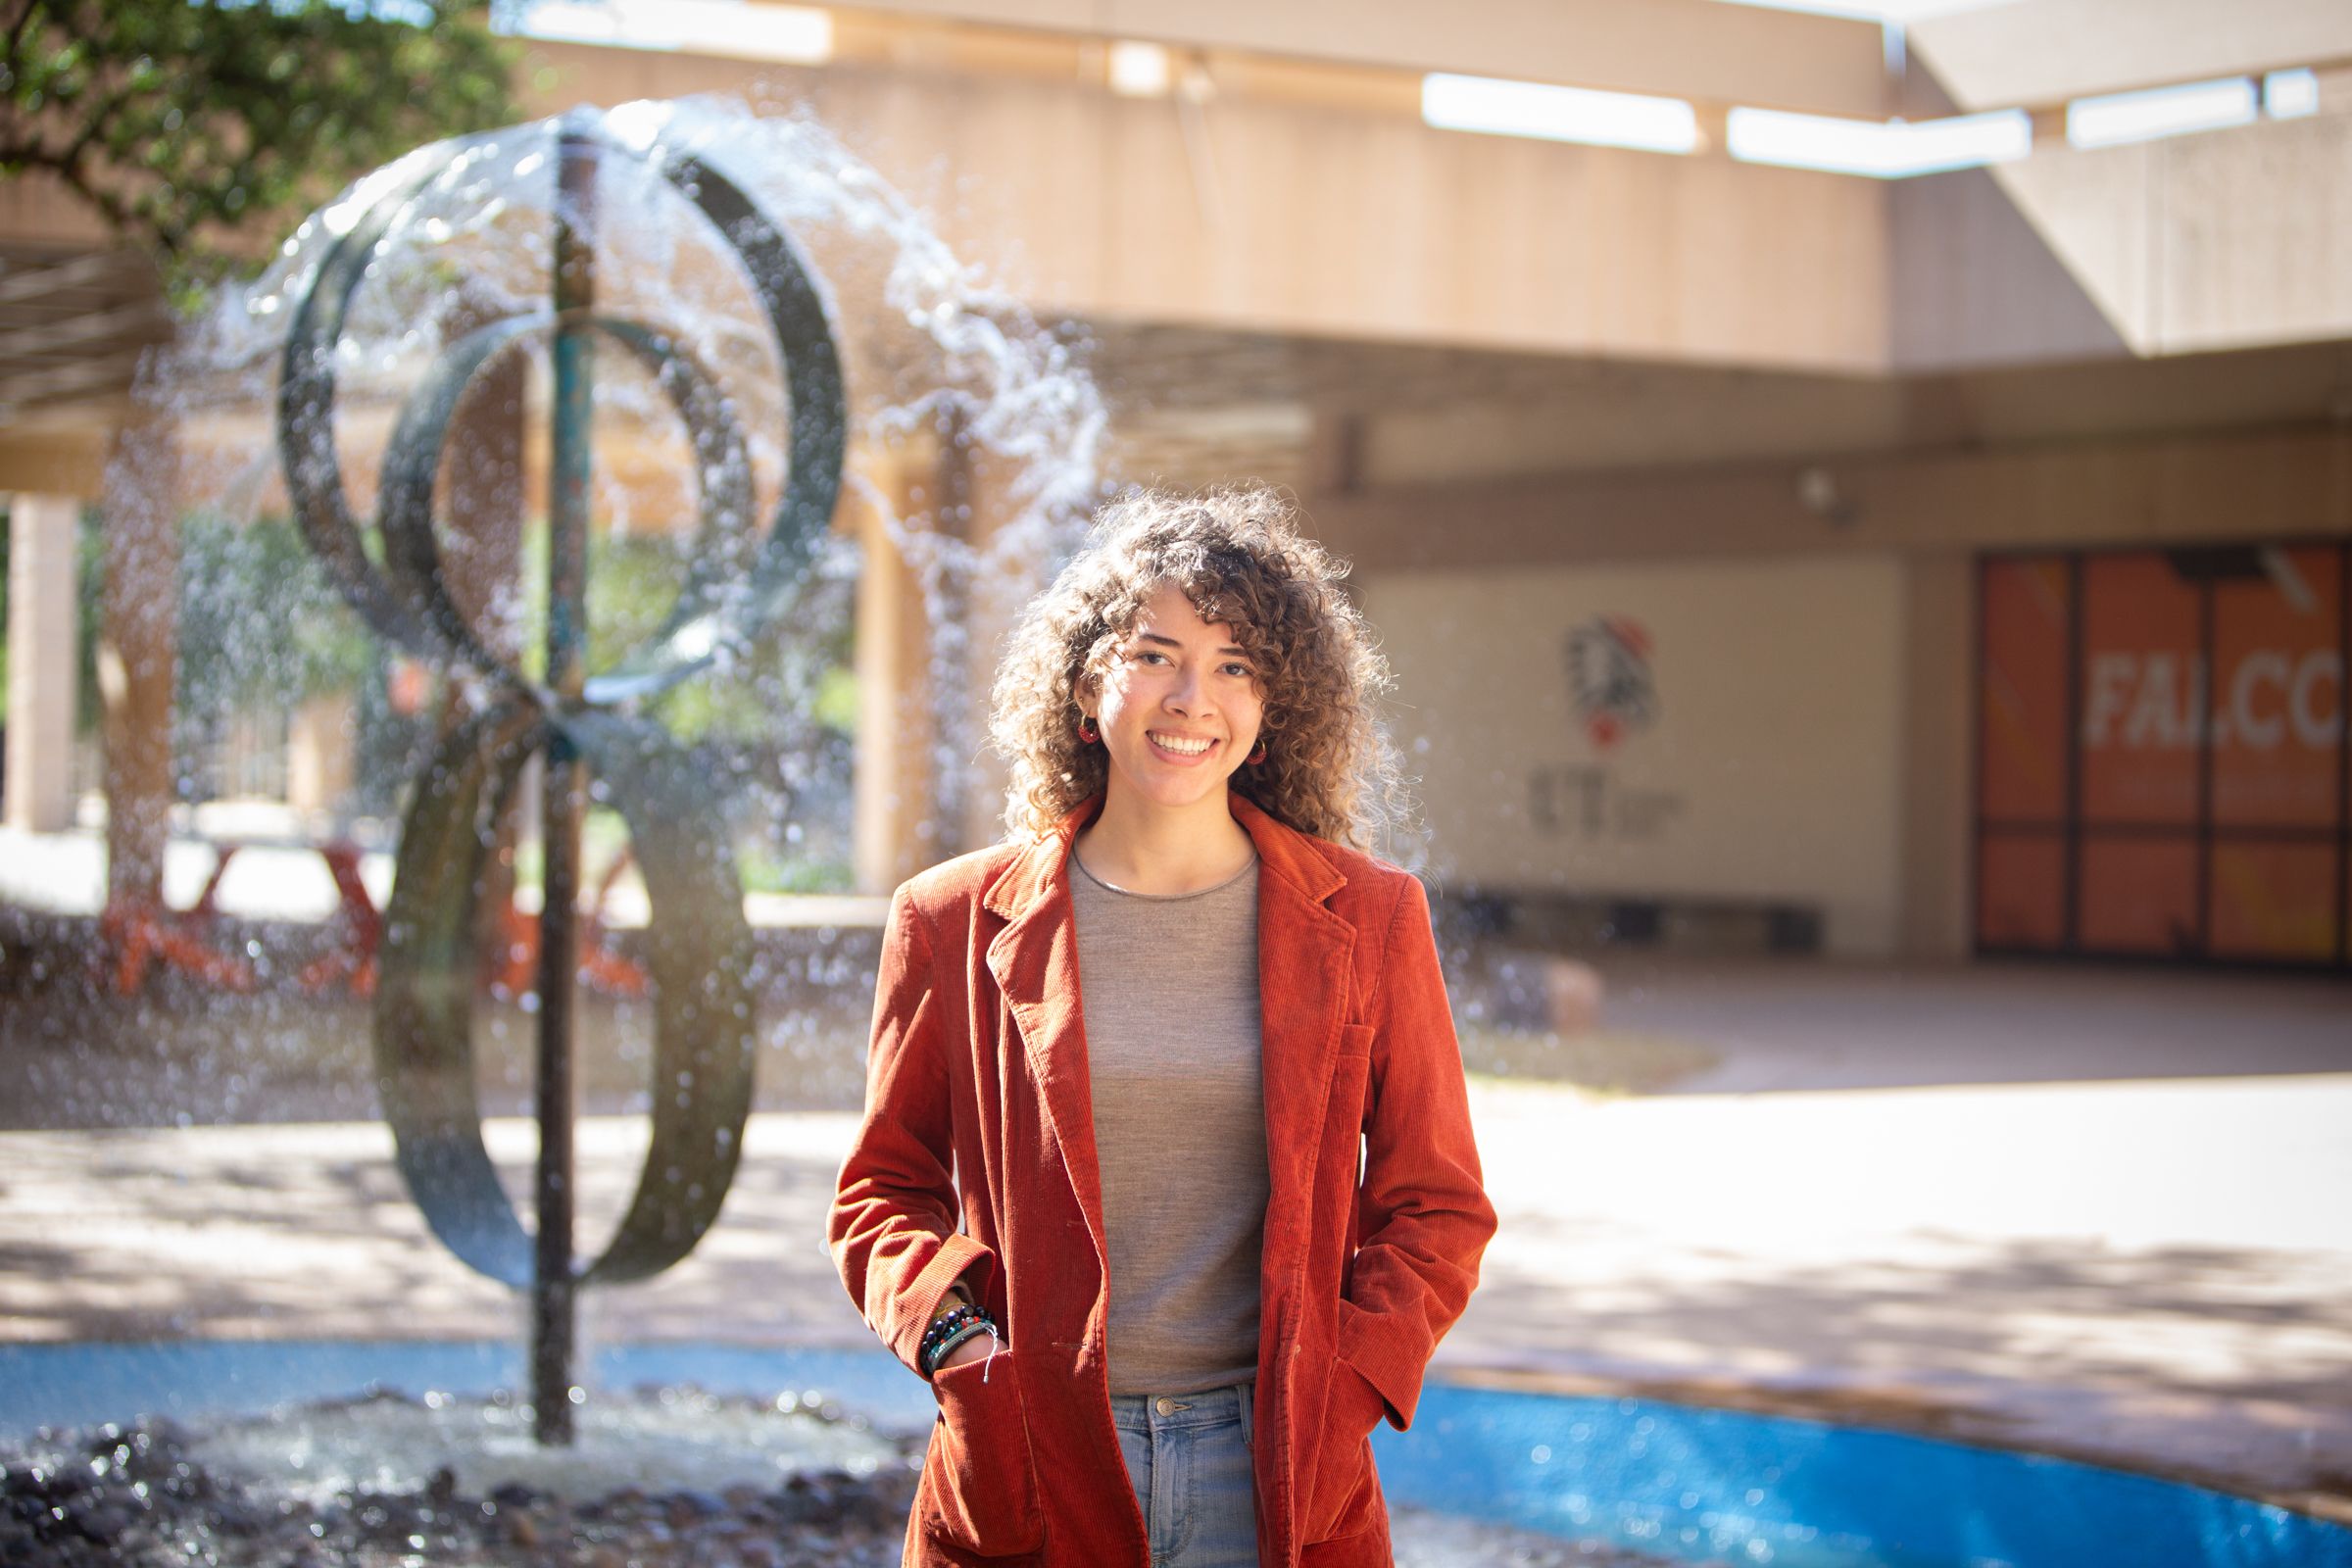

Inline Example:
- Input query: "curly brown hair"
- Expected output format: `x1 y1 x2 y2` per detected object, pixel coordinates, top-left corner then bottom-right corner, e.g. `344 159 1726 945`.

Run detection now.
990 485 1406 849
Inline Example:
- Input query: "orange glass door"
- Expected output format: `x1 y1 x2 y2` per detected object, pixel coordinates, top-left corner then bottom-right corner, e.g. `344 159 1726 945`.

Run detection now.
1974 542 2347 968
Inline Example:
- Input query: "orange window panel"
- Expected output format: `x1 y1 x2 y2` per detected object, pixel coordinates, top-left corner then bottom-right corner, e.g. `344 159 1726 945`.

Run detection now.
2080 554 2200 826
2077 837 2198 956
2212 545 2344 829
2208 841 2339 963
1978 834 2066 950
1980 558 2070 821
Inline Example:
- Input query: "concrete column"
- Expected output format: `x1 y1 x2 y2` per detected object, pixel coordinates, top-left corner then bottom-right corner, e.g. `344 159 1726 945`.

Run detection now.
956 442 1044 854
286 694 357 816
925 414 978 862
98 413 179 909
852 438 946 895
1900 552 1977 961
851 429 1064 890
4 494 82 833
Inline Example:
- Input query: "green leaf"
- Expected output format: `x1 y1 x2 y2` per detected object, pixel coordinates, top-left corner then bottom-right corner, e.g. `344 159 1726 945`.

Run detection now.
5 0 517 297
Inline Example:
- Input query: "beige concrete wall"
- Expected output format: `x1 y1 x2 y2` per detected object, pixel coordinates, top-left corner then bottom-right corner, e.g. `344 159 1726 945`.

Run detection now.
525 42 1893 375
1363 553 1908 957
850 0 1891 117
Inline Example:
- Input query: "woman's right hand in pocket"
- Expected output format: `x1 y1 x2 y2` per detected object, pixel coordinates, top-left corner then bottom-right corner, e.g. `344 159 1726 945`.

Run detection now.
1303 1359 1385 1542
923 1344 1043 1554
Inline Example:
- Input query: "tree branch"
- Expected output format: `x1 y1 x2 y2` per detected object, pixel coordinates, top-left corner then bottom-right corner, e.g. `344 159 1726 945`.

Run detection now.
2 0 45 79
28 134 172 255
4 1 513 289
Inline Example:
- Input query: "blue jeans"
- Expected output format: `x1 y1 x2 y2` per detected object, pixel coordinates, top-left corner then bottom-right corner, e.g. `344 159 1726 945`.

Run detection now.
1109 1381 1259 1568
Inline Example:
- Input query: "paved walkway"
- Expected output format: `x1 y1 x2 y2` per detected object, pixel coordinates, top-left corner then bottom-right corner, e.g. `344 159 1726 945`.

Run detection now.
3 1060 2348 1519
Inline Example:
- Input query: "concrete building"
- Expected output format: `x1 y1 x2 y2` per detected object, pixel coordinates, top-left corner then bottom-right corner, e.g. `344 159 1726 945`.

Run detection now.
3 0 2348 968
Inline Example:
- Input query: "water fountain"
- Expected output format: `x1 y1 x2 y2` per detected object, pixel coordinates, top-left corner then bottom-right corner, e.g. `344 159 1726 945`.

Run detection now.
3 93 1109 1566
277 104 851 1446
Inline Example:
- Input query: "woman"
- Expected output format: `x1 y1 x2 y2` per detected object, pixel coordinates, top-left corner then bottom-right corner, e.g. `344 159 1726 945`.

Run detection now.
829 487 1495 1568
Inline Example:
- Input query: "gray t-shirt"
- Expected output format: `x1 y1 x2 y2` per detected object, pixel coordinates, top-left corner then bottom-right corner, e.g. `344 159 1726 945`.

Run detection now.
1069 848 1268 1395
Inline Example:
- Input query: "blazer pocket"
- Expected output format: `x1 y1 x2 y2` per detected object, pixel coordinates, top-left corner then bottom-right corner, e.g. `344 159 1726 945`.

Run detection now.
1302 1354 1384 1544
922 1349 1045 1556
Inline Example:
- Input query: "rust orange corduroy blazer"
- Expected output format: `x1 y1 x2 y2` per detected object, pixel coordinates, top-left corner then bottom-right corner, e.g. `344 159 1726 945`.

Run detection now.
828 793 1496 1568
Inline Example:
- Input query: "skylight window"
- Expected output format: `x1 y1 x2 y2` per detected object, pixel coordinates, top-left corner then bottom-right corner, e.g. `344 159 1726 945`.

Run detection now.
2066 77 2257 149
2264 69 2320 122
1421 74 1700 157
1698 0 2019 17
1726 107 2030 177
510 1 834 66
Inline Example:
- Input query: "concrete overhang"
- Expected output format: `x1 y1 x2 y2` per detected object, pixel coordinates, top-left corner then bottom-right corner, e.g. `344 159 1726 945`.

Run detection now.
843 0 1892 119
1900 6 2352 360
512 37 1893 376
1910 0 2352 113
8 0 2352 483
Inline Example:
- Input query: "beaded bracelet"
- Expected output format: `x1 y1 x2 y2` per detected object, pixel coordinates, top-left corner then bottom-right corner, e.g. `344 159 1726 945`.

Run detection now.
925 1318 996 1374
919 1303 985 1367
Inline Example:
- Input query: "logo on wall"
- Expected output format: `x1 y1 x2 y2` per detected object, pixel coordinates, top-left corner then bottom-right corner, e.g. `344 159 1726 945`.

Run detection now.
1564 616 1659 752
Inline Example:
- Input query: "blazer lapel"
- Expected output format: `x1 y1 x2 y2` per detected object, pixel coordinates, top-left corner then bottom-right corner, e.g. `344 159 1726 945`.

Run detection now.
1232 795 1355 1206
984 804 1109 1256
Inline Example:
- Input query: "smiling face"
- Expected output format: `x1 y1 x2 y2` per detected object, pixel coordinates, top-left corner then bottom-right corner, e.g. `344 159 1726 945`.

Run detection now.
1083 582 1266 823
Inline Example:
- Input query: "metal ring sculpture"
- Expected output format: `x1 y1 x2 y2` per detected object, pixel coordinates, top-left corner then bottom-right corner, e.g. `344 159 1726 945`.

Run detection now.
274 110 846 1431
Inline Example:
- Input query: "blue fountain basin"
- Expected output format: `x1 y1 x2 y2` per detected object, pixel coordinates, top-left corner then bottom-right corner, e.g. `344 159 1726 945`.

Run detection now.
1384 1381 2350 1568
2 1342 2344 1568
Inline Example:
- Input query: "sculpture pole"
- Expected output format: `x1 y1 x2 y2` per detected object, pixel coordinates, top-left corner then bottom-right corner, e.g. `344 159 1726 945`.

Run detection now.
532 119 600 1446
